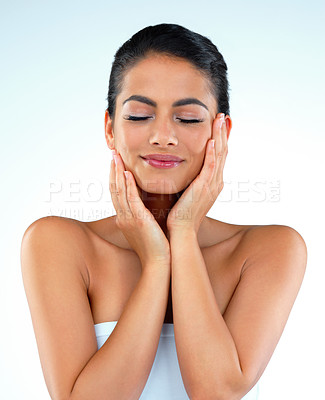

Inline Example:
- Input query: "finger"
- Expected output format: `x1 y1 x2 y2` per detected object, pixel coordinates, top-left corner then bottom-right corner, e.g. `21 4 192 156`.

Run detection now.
114 153 132 220
215 153 227 193
211 113 224 141
200 115 224 184
215 116 224 164
215 120 228 187
193 113 223 188
109 157 123 217
189 139 215 205
206 139 217 184
220 117 228 152
202 115 225 196
212 116 226 177
125 171 150 222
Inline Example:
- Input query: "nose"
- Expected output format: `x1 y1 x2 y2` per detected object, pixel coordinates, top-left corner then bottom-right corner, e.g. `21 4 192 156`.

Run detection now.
149 117 178 147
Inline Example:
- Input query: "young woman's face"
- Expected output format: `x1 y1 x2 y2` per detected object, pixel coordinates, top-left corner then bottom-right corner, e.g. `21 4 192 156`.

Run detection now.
106 54 220 194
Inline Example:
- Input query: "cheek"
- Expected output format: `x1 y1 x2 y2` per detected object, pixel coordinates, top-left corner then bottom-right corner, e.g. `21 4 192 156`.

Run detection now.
183 124 210 149
183 143 207 183
186 133 209 163
115 131 141 157
187 133 211 177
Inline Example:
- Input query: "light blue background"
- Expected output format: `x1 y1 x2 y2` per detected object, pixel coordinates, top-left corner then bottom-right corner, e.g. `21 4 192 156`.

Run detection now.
1 0 324 398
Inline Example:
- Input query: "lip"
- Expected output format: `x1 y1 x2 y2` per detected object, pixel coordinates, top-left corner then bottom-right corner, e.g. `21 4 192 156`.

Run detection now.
141 154 184 162
142 158 183 169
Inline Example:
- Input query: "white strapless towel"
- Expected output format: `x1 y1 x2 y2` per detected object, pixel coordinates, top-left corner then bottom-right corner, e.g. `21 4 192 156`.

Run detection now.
94 321 259 400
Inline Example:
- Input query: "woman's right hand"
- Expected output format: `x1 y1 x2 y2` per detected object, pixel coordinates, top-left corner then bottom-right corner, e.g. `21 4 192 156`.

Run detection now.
109 151 171 268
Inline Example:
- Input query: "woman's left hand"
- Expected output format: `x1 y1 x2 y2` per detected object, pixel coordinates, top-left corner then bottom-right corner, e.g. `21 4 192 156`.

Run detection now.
166 113 228 235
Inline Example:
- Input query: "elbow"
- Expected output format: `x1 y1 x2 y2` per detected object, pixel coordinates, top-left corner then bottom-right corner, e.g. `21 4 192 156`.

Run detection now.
191 389 237 400
191 377 254 400
192 390 244 400
48 393 71 400
56 393 74 400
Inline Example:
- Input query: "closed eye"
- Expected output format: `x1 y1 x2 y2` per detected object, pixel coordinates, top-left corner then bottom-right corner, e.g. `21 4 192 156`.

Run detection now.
176 118 204 124
125 116 203 124
125 116 150 121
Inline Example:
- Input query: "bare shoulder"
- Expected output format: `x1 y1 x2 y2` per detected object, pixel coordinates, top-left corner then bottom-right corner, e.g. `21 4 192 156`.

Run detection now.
208 217 307 253
206 217 306 244
22 215 94 248
238 224 308 276
23 215 87 236
21 216 91 287
240 223 307 253
206 218 307 273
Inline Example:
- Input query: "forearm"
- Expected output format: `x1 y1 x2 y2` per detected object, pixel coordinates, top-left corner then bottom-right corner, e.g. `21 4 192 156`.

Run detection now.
69 263 170 400
170 229 244 400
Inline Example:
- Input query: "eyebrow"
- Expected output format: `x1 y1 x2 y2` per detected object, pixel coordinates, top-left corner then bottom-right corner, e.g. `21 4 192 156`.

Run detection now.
122 95 209 111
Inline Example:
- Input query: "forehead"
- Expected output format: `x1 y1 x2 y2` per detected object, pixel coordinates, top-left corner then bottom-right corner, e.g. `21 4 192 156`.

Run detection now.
118 55 217 114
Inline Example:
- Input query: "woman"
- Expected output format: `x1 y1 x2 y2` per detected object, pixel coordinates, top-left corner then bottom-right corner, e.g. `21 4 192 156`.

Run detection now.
21 23 307 400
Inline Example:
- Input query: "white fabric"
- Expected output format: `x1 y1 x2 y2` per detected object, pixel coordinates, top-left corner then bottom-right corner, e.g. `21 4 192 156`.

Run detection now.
94 321 259 400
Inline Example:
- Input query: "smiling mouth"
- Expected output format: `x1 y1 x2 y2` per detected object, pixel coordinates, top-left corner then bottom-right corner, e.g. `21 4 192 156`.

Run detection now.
141 157 184 169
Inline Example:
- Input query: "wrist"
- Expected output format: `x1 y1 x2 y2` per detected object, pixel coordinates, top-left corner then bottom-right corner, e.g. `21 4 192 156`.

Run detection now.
141 255 171 270
169 226 197 241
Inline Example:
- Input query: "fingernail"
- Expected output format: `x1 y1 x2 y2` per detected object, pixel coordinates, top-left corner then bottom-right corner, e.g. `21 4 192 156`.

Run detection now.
220 113 225 121
113 155 118 165
211 140 215 148
123 171 128 179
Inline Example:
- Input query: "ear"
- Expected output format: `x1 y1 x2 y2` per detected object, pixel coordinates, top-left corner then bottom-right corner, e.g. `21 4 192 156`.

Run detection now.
225 115 232 141
105 110 115 150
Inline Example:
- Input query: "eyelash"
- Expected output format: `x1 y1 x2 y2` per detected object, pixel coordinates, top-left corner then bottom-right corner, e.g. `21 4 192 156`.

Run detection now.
125 116 204 124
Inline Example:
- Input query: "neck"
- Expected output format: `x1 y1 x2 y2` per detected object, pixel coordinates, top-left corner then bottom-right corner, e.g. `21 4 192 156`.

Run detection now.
137 187 185 236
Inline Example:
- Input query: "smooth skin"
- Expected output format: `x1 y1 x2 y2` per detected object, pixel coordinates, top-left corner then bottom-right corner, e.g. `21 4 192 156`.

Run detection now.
112 110 227 237
21 55 307 400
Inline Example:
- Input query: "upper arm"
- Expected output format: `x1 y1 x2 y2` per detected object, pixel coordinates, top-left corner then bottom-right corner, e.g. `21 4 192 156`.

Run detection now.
223 225 307 389
21 217 97 400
